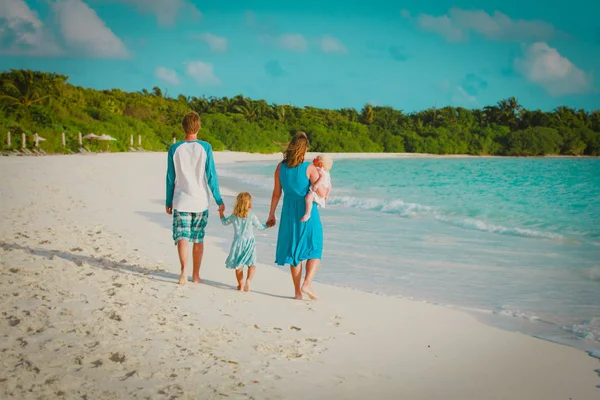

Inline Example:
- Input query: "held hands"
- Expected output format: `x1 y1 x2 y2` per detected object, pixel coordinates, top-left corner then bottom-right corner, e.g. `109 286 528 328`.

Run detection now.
266 215 276 228
165 206 173 215
218 203 225 219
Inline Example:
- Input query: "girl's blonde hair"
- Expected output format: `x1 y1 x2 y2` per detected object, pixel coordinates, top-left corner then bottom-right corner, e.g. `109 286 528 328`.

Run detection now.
283 131 309 168
233 192 252 218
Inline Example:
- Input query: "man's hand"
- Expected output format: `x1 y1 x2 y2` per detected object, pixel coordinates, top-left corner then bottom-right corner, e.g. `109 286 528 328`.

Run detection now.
165 206 173 215
218 203 225 214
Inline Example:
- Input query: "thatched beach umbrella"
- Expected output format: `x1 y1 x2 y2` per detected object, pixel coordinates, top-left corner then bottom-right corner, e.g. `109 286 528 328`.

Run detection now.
96 134 117 151
83 133 99 140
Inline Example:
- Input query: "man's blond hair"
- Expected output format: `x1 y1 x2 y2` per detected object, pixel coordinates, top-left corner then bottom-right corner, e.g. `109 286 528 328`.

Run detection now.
182 112 201 134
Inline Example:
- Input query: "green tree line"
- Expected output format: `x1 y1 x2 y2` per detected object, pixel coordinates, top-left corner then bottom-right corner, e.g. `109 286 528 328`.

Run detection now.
1 69 599 155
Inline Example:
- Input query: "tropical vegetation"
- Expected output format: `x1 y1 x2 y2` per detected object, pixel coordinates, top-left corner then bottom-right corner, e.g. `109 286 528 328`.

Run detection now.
1 69 599 156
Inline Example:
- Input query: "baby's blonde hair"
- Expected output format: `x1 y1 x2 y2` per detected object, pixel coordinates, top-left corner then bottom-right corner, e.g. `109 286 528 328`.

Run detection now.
233 192 252 218
316 154 333 171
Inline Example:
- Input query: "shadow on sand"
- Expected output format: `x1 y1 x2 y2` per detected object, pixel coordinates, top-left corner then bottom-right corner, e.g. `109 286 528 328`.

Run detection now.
0 241 294 300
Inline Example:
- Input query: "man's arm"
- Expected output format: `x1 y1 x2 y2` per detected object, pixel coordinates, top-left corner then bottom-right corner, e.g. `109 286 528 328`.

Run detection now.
204 143 223 206
166 146 175 211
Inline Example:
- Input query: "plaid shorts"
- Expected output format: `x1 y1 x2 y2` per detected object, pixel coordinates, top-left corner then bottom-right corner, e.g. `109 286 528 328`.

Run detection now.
172 210 209 244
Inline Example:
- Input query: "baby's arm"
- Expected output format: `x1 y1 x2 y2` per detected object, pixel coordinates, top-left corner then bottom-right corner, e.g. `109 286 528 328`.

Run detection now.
311 168 325 190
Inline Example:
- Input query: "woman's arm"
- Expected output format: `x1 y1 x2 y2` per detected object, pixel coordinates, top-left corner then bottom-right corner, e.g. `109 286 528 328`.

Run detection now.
267 163 282 227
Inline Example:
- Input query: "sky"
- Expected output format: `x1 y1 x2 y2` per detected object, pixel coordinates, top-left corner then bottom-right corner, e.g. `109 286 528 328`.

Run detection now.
1 0 599 112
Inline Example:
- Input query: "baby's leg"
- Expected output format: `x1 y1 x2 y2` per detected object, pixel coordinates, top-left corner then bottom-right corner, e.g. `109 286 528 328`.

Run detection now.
301 192 314 222
244 266 256 292
235 269 244 290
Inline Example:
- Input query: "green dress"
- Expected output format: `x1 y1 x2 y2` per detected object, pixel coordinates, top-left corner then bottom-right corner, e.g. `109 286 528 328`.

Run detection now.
221 213 267 269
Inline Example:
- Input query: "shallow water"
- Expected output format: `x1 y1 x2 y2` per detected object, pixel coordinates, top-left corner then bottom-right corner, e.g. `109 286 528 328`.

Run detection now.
217 158 600 358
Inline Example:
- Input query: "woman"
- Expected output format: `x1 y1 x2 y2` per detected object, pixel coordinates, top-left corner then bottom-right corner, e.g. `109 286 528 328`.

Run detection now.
267 132 323 300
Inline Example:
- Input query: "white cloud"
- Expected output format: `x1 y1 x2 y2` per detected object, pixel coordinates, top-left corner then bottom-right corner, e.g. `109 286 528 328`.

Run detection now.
452 86 478 106
112 0 201 27
185 61 220 85
514 42 592 96
197 33 227 52
52 0 129 58
320 35 347 54
0 0 60 55
155 67 179 86
418 14 465 42
413 8 558 42
277 33 308 52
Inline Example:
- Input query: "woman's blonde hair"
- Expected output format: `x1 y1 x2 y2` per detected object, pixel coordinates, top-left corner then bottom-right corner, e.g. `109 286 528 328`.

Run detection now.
233 192 252 218
283 131 309 168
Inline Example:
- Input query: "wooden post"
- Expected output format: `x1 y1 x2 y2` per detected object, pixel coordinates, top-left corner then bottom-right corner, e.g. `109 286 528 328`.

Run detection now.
6 131 11 148
130 134 133 147
34 133 39 148
61 132 66 148
173 137 176 144
78 132 83 146
21 132 26 150
138 135 141 147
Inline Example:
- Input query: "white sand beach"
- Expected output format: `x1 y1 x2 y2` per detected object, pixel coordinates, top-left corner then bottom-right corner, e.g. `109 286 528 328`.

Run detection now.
0 152 598 399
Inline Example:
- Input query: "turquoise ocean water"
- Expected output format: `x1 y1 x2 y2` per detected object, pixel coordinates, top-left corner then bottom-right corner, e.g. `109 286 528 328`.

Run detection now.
217 158 600 358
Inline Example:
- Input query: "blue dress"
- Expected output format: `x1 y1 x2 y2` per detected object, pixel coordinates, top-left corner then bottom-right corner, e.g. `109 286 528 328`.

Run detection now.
221 213 267 269
275 161 323 266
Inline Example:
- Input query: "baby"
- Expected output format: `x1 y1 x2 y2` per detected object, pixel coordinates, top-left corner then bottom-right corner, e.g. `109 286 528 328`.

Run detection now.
301 154 333 222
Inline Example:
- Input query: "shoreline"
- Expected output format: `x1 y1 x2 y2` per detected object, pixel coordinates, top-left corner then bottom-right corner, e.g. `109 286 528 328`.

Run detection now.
5 149 600 161
1 153 599 399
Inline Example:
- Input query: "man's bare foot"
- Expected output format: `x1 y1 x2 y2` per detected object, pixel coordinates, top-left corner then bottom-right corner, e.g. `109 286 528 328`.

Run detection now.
178 274 187 285
243 280 251 292
301 286 318 300
300 214 310 222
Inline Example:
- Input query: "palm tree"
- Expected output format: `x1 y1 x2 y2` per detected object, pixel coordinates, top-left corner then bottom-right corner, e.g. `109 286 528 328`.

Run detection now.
497 97 521 129
0 69 51 109
360 104 374 125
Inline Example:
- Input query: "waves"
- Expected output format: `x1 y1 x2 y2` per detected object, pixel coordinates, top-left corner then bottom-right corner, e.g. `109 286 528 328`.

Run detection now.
328 195 566 241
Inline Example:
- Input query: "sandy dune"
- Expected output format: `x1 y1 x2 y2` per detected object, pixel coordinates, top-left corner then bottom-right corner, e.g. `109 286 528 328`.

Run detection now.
0 152 598 399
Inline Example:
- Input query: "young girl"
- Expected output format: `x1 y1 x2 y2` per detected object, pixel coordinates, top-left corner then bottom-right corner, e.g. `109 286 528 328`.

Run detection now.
301 154 333 222
220 192 268 292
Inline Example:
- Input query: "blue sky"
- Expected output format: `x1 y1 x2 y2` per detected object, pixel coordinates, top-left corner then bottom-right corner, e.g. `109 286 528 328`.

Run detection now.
1 0 599 112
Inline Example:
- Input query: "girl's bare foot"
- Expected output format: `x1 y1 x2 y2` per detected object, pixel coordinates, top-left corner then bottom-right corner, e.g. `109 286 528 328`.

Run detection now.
243 280 251 292
300 214 310 222
178 274 187 285
301 285 318 300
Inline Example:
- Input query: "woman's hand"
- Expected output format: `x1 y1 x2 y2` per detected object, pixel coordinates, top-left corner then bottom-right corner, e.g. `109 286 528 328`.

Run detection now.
266 215 277 228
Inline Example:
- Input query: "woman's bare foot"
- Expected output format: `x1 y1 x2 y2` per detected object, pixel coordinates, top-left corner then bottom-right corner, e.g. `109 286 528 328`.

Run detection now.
294 292 303 300
178 274 187 285
301 285 318 300
192 276 202 283
237 284 242 291
300 214 310 222
243 280 251 292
